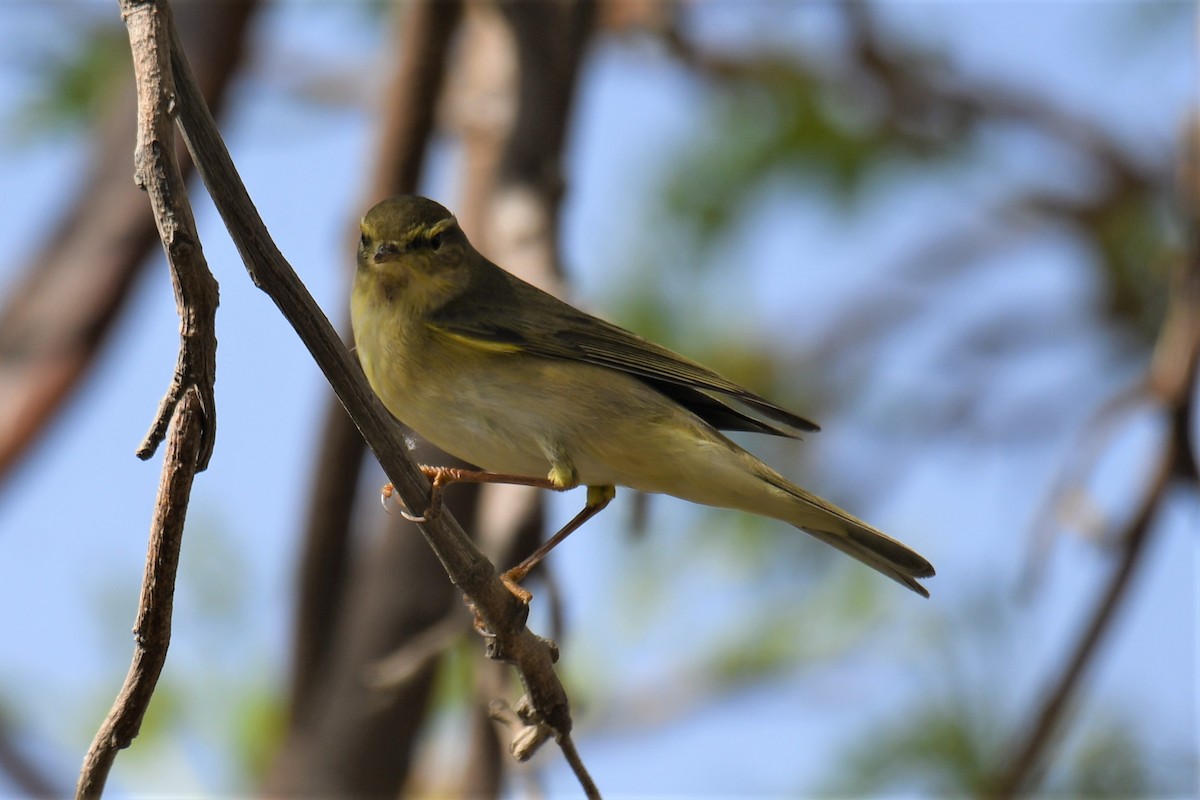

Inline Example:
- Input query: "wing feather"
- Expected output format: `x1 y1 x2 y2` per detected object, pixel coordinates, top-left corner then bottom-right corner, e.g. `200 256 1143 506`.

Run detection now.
428 263 820 437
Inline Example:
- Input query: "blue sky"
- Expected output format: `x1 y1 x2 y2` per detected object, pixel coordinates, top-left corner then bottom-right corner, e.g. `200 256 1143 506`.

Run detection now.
0 2 1196 796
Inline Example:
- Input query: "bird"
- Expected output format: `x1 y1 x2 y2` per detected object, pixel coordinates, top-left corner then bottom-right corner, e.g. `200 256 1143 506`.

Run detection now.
351 195 934 599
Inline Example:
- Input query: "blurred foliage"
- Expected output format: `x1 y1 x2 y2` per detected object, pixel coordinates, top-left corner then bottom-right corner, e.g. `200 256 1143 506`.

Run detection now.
2 2 1189 796
10 22 129 140
1080 187 1179 341
820 589 1190 797
664 53 964 247
827 695 1175 797
557 508 897 730
659 16 1181 344
704 567 886 690
430 631 485 713
826 701 1004 796
1046 720 1161 799
600 253 823 422
230 683 287 783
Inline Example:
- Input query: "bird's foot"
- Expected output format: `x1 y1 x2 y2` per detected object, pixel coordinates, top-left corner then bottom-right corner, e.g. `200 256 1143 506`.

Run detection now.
379 465 449 523
500 566 533 606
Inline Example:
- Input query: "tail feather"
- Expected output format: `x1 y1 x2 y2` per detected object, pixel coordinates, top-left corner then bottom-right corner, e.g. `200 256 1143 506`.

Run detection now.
760 471 935 597
802 523 935 598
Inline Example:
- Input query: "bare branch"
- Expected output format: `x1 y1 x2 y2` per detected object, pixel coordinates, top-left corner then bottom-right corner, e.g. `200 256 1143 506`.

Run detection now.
77 2 220 795
284 0 463 730
161 0 585 778
76 387 207 798
0 0 252 486
365 612 469 691
995 180 1200 797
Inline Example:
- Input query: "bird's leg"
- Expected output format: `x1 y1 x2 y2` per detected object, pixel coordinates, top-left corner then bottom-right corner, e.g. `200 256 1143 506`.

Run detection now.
381 466 568 522
501 484 616 603
382 465 614 605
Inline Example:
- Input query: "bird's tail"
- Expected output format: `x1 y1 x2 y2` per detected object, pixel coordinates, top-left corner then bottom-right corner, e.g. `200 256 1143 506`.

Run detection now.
760 470 935 597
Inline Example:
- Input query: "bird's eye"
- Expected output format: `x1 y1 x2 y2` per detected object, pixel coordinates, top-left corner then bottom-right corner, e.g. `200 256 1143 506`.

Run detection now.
374 241 401 260
429 232 444 251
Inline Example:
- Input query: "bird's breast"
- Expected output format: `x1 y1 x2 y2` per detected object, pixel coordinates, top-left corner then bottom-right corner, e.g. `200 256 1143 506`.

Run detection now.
353 316 556 476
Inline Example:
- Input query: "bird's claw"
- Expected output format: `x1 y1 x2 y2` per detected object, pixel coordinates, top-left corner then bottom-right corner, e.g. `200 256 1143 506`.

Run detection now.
379 482 436 523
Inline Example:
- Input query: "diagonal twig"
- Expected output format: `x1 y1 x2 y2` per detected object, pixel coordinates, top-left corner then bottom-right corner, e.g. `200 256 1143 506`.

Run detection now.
994 196 1200 798
284 0 463 734
158 1 592 789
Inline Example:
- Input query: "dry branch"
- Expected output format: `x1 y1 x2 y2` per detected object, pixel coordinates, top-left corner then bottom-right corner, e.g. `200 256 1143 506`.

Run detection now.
994 158 1200 798
77 1 220 795
76 389 206 799
283 0 462 734
155 2 595 792
0 0 252 486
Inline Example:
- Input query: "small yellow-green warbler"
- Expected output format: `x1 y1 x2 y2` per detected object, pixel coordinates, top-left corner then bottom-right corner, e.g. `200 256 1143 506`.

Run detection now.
351 196 934 597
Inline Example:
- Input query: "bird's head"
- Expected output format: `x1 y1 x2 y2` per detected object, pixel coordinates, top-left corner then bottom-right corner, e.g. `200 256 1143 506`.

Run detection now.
356 195 473 313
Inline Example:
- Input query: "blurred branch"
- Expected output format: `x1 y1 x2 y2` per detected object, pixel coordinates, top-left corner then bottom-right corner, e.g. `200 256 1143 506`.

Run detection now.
0 0 253 488
0 716 59 798
446 3 595 792
77 2 220 796
841 2 1157 185
995 133 1200 797
653 1 1172 337
996 417 1177 798
267 3 469 796
154 2 597 795
1020 383 1146 590
282 0 461 736
365 612 469 690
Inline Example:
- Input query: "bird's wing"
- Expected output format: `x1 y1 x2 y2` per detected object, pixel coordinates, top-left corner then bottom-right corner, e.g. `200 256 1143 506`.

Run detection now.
428 270 820 437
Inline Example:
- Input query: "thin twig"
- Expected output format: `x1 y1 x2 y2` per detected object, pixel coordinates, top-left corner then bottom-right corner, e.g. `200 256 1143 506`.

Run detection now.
995 231 1200 798
1018 382 1148 595
0 1 251 486
284 0 463 732
365 612 469 690
558 733 602 800
993 436 1172 798
124 2 219 470
76 388 207 799
78 2 219 796
162 0 580 758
